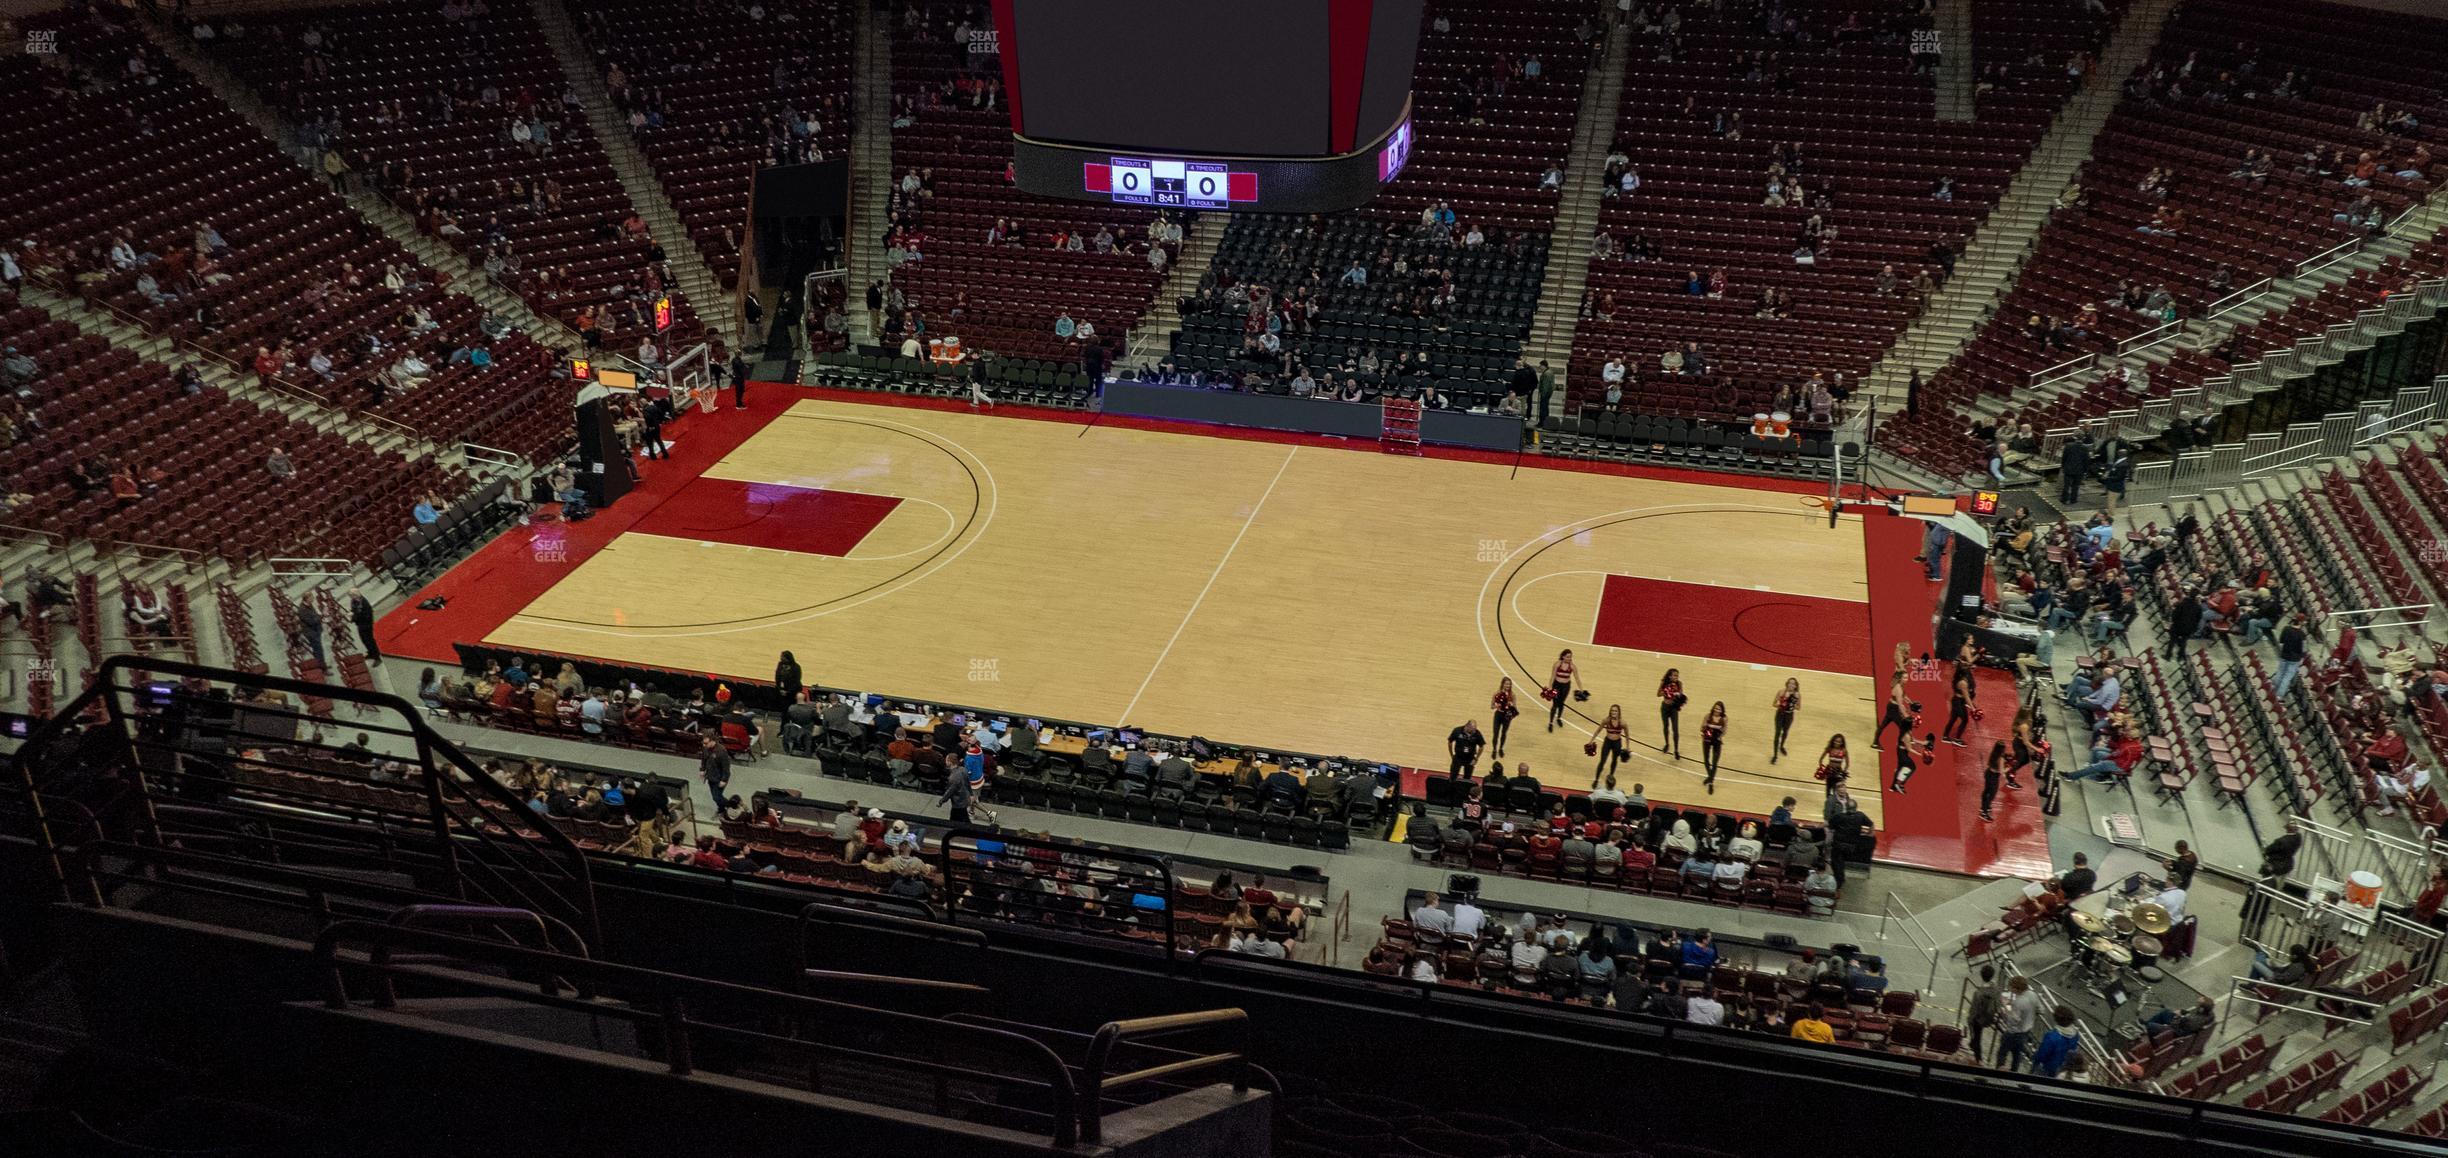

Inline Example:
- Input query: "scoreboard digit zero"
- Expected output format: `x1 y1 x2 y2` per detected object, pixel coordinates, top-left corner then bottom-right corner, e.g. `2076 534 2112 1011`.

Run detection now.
1084 158 1259 209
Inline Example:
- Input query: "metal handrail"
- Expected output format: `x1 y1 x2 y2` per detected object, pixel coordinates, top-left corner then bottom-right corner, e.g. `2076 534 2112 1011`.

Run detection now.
460 442 525 470
2294 237 2365 279
1877 891 1944 996
794 899 986 980
1080 1009 1252 1144
18 656 601 947
2220 974 2381 1028
2118 319 2186 356
2029 353 2097 387
313 919 1085 1147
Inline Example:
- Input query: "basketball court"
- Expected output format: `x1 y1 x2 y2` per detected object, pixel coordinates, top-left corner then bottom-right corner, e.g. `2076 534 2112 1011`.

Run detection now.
376 385 2079 858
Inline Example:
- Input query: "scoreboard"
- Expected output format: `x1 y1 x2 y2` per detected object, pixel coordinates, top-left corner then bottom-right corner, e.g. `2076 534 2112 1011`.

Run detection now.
1083 158 1259 209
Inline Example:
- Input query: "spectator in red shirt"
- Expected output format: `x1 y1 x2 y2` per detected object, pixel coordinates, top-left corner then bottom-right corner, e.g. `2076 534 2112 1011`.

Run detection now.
2366 727 2410 774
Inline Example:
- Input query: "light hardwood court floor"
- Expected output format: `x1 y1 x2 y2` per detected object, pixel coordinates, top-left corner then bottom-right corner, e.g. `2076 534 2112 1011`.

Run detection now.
487 398 1882 823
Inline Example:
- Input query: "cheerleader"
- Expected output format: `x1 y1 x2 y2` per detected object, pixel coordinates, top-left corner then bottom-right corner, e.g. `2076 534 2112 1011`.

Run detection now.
1592 703 1631 786
1547 648 1577 731
1700 701 1728 792
1817 734 1852 819
1943 668 1974 744
1980 740 2009 822
1489 676 1519 757
1657 668 1686 759
1770 678 1800 763
1873 676 1914 747
2008 707 2037 792
1891 730 1934 794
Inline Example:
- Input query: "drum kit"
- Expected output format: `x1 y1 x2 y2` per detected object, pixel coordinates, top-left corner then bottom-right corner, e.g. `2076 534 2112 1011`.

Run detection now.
2071 899 2174 998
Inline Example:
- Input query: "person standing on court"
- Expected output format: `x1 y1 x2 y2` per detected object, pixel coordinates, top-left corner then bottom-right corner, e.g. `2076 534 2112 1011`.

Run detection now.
774 650 802 702
1446 718 1485 782
1592 704 1630 786
1656 668 1686 759
640 392 671 461
968 351 997 409
1769 678 1800 764
1817 735 1852 818
2059 432 2092 506
1546 649 1577 731
1488 676 1518 758
729 350 751 409
1943 667 1974 745
1699 701 1727 793
1979 740 2008 822
1891 730 1932 794
348 587 380 664
1874 676 1913 747
1536 361 1558 429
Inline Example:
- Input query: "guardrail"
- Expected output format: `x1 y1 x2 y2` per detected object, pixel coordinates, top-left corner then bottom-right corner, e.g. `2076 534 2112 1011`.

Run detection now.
313 919 1091 1147
1878 891 1944 997
1080 1010 1253 1144
15 655 602 947
459 442 526 471
267 556 359 578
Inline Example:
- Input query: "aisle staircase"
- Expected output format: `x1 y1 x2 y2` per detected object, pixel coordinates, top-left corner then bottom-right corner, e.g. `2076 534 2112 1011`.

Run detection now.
839 0 897 352
1931 0 1975 123
1520 23 1631 392
1856 0 2178 413
133 10 584 352
533 0 742 349
1116 215 1228 372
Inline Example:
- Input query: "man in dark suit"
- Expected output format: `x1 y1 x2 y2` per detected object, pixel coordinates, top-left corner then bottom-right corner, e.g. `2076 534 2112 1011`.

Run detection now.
2059 433 2092 505
2261 820 2303 879
344 588 379 663
729 351 751 409
2165 590 2204 659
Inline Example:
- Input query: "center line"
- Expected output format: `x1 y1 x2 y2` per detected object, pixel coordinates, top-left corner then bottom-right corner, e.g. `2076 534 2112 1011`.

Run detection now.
1118 446 1299 723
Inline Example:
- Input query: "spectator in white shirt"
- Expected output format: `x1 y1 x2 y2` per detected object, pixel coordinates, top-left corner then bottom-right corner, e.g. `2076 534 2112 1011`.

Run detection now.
1602 357 1628 383
1450 898 1485 939
1686 989 1726 1026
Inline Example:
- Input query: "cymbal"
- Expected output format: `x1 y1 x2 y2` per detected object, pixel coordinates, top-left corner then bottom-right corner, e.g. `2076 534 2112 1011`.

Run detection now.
2131 903 2174 935
2070 910 2106 933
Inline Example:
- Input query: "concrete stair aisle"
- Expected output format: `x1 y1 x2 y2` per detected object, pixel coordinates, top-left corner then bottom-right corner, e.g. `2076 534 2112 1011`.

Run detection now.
1117 215 1227 371
534 0 742 350
1856 0 2179 413
1520 24 1630 384
1931 0 1974 123
19 283 440 464
836 0 896 357
133 7 584 355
